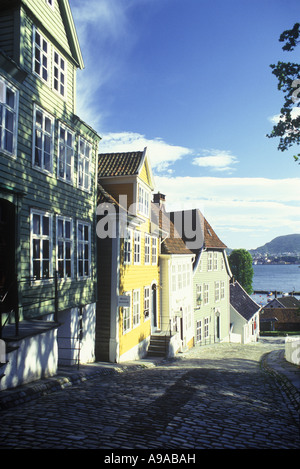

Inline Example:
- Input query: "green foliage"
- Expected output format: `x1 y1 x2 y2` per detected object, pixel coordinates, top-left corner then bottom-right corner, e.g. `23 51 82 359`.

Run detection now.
267 23 300 163
228 249 254 295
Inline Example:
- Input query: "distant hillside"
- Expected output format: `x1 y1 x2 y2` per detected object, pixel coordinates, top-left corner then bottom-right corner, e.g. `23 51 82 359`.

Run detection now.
249 234 300 256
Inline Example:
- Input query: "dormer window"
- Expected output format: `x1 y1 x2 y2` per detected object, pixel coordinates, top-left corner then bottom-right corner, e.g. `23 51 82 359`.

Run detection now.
138 185 150 217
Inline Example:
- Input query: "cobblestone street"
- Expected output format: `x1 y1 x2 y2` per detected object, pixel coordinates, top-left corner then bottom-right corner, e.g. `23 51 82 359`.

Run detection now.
0 339 299 451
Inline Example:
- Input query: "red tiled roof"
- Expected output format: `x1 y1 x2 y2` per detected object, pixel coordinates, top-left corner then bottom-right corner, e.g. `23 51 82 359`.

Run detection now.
203 217 227 249
98 151 144 178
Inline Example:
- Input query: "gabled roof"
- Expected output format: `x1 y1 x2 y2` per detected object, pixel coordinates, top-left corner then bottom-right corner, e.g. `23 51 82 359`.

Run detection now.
98 151 144 178
151 203 193 256
265 296 300 309
230 281 260 321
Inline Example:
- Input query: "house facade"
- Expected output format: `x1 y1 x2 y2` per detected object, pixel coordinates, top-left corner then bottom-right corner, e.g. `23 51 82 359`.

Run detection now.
230 280 260 343
169 209 231 346
0 0 100 388
96 148 161 362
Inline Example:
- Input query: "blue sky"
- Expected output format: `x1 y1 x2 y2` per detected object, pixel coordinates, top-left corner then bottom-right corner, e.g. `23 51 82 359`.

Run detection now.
69 0 300 250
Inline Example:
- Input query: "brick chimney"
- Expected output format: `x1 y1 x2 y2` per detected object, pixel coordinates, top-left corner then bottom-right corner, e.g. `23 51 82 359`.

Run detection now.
153 192 166 211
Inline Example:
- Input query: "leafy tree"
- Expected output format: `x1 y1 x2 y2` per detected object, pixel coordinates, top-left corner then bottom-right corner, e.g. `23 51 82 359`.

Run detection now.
267 23 300 163
228 249 254 294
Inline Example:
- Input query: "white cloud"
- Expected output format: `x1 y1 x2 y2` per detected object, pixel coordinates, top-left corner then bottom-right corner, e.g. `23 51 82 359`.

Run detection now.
268 106 300 124
193 150 238 173
154 176 300 249
99 131 193 172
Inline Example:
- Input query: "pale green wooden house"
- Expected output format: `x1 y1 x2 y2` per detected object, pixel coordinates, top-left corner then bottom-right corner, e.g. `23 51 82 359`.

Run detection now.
0 0 100 388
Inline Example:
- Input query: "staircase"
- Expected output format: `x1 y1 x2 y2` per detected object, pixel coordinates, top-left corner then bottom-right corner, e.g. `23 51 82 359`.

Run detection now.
147 333 170 358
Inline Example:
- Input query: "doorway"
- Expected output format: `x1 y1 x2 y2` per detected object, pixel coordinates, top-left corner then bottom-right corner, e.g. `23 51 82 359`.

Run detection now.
151 283 157 331
0 199 16 309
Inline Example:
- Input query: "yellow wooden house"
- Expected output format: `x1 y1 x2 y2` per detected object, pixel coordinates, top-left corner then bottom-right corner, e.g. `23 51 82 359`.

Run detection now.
96 148 161 362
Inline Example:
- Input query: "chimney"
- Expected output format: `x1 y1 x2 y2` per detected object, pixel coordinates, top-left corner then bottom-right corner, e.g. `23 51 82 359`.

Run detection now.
153 192 166 211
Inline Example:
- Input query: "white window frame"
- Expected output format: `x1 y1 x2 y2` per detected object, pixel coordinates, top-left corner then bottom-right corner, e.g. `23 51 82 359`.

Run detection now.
213 252 218 270
57 123 74 184
124 228 132 265
177 264 182 290
152 237 157 265
56 216 73 280
133 289 140 328
53 49 67 99
204 317 209 339
196 284 202 306
221 281 225 300
144 234 150 265
0 76 18 157
215 281 220 302
30 209 53 282
122 292 131 334
32 104 54 174
207 252 213 271
196 320 202 343
78 137 92 192
77 221 91 279
134 230 141 265
204 283 209 305
144 286 150 320
33 27 50 84
138 185 150 217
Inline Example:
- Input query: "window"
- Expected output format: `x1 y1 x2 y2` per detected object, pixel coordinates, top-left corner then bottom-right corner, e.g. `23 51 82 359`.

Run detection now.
215 281 220 302
53 50 66 98
204 317 209 338
33 105 54 173
196 320 202 343
78 137 91 191
144 287 150 320
0 77 18 156
138 186 150 217
204 284 209 305
207 252 213 271
57 216 73 279
133 289 140 327
31 210 52 280
177 265 182 290
221 281 225 300
124 228 132 264
144 234 150 264
196 284 202 306
172 265 176 292
77 221 90 278
123 292 131 334
152 237 157 265
134 231 141 264
221 256 225 270
33 28 49 83
58 124 74 183
213 252 218 270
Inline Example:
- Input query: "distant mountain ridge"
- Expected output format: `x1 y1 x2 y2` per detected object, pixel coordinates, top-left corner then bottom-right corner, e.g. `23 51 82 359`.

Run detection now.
249 234 300 256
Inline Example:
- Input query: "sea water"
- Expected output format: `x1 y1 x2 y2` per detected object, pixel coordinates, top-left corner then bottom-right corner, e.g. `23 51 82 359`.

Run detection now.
251 264 300 306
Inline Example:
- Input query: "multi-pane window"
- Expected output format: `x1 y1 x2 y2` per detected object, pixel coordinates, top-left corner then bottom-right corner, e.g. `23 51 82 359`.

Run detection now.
123 292 131 334
215 281 220 302
133 289 140 327
53 50 66 98
33 105 54 173
144 287 150 319
138 186 150 217
144 234 150 264
221 281 225 300
214 252 218 270
196 284 202 305
152 237 157 265
204 284 209 304
207 252 213 271
58 124 74 183
57 216 73 279
124 228 132 264
78 138 91 191
33 28 49 83
177 265 182 289
31 210 52 280
196 320 202 343
134 231 141 264
77 221 90 278
0 77 18 155
204 317 209 338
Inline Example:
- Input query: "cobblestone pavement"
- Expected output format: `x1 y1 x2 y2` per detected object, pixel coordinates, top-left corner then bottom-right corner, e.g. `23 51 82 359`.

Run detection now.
0 339 299 450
